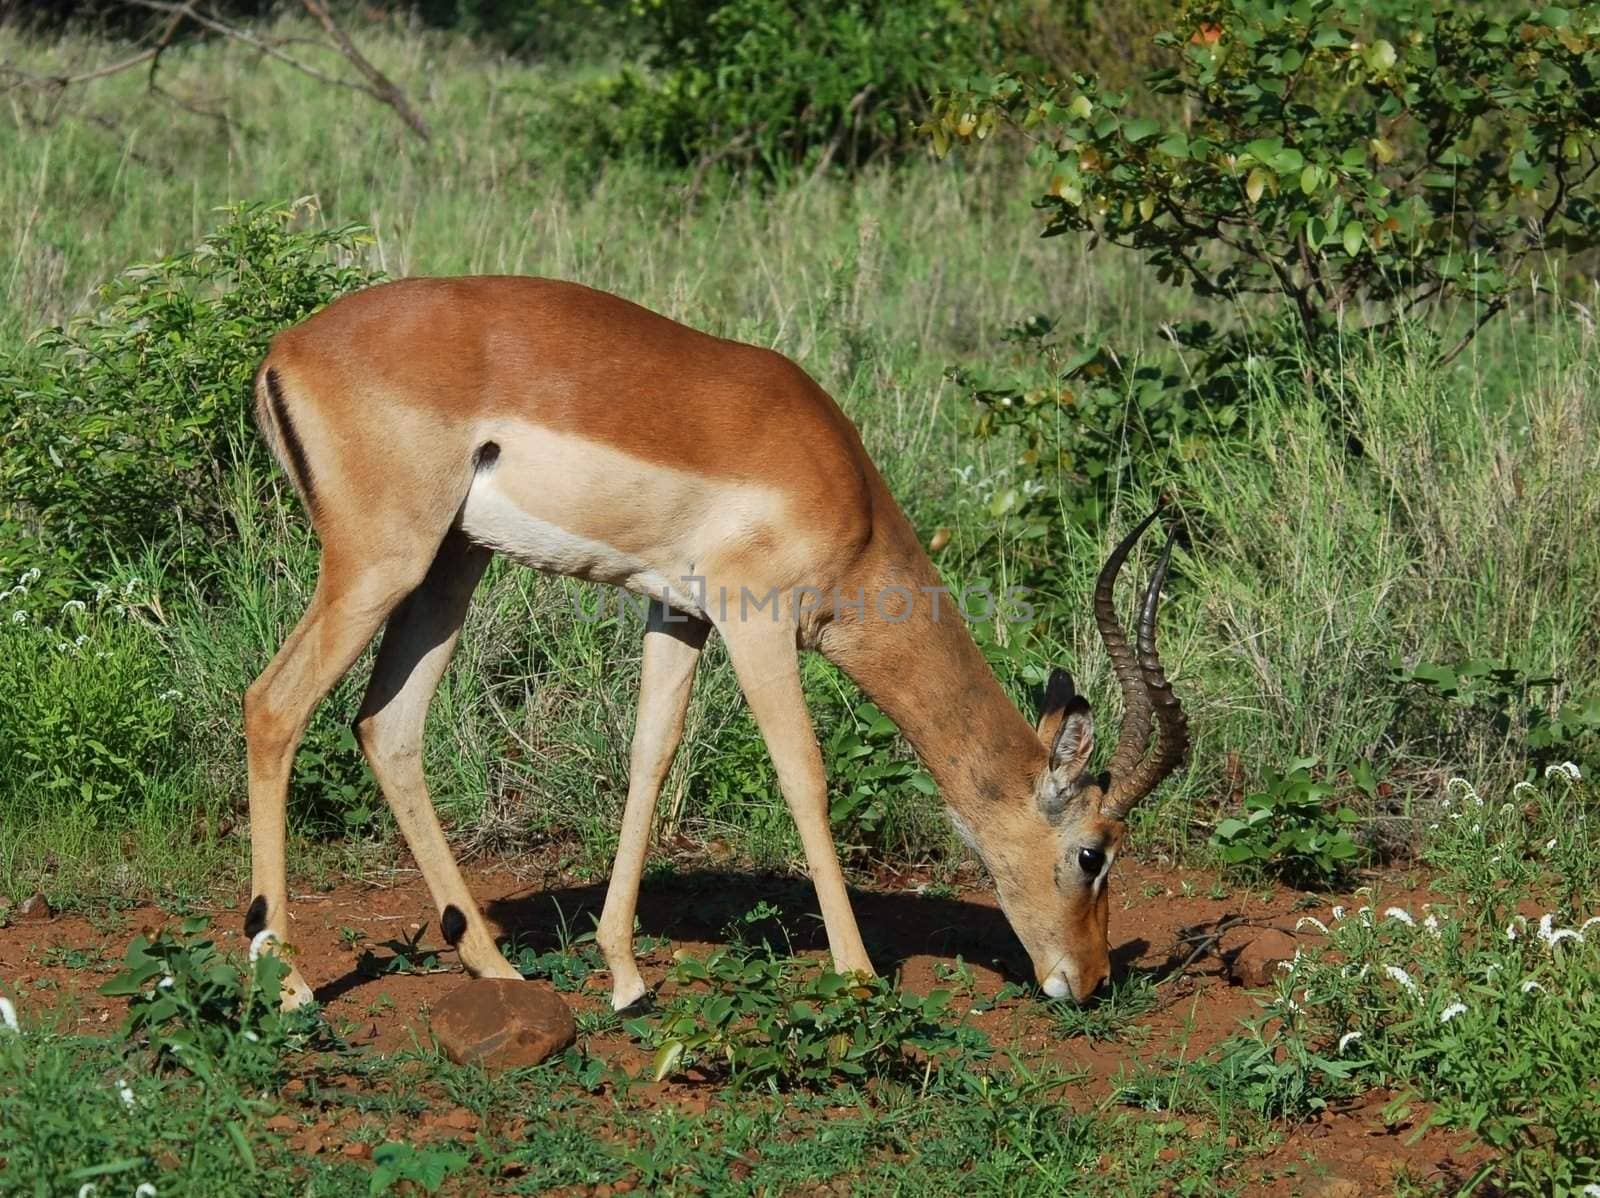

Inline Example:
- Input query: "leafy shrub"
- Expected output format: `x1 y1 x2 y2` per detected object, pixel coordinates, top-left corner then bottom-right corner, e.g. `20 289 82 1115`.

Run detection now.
0 570 182 832
936 0 1600 362
369 1142 470 1195
630 939 988 1088
99 918 322 1086
412 0 641 60
1392 658 1600 779
824 696 936 854
948 314 1254 540
572 0 1021 178
0 200 376 570
1209 759 1363 887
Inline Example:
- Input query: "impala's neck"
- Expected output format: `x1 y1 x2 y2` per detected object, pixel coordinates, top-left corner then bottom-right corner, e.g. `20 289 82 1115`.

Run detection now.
819 509 1047 813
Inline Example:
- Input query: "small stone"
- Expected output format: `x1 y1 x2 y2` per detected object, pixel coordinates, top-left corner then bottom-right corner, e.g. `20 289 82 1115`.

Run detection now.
342 1141 371 1160
14 893 51 922
264 1115 297 1133
1231 928 1297 988
437 1108 478 1132
1314 1180 1361 1198
430 979 575 1070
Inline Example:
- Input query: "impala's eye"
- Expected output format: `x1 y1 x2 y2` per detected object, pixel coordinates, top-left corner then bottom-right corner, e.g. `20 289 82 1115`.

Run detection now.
1078 847 1106 876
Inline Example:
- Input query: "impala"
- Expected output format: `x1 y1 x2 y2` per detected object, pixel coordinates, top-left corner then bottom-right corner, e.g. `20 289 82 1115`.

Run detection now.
244 276 1188 1011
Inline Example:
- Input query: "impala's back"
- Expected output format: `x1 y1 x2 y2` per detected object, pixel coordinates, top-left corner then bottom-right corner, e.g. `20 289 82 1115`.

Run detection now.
258 276 882 623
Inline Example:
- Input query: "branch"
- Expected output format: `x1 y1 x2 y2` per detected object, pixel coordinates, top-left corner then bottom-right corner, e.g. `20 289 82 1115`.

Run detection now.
3 1 431 143
1436 295 1506 367
298 0 430 142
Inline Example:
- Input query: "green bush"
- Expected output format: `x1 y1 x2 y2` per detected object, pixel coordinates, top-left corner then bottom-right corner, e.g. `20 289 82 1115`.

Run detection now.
1209 759 1364 888
630 930 988 1088
99 918 322 1088
936 0 1600 361
0 570 182 833
0 200 377 570
573 0 1021 178
1391 658 1600 779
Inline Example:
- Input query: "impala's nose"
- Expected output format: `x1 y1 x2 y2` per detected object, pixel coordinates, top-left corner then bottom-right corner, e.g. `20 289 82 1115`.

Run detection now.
1043 965 1107 1005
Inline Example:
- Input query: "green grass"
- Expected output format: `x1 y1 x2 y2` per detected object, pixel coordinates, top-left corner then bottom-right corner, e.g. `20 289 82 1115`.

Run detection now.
3 770 1592 1193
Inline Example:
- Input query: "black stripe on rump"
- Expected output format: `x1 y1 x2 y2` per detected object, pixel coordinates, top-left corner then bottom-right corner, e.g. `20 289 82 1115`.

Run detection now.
264 367 317 511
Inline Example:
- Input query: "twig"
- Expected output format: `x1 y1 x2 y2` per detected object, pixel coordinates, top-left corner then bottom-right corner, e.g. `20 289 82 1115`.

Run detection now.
298 0 430 142
2 0 430 143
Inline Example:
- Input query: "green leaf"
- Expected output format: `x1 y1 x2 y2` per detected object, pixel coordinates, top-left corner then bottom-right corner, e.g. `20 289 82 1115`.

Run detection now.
1122 117 1160 144
1341 221 1365 256
652 1040 685 1081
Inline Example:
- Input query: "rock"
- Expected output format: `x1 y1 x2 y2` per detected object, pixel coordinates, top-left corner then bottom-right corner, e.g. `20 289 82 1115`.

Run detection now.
14 893 51 922
430 978 575 1070
1313 1179 1362 1198
1230 928 1297 988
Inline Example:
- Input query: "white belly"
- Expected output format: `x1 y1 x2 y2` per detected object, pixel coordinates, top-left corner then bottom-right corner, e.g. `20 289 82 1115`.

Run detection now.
459 471 705 614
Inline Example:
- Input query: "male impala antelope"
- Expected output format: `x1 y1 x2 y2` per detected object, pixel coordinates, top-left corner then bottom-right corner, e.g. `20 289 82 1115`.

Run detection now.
244 276 1188 1011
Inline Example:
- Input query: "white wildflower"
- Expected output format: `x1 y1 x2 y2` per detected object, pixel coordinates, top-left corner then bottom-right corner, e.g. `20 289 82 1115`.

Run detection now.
74 634 88 647
1536 913 1582 947
1337 1031 1363 1053
1423 914 1442 937
157 689 182 703
121 576 142 597
1545 837 1559 852
248 929 279 962
1581 1185 1600 1197
0 997 17 1032
157 975 175 990
77 1185 97 1198
242 1030 260 1043
1506 921 1521 941
55 642 71 654
1331 905 1346 921
1296 916 1330 934
95 584 111 603
10 610 27 624
61 599 86 616
1580 917 1600 936
135 1185 157 1198
1383 965 1419 995
1520 980 1545 994
1545 761 1582 781
1439 1002 1467 1023
1383 907 1415 927
20 568 40 586
1357 906 1374 926
116 1079 135 1107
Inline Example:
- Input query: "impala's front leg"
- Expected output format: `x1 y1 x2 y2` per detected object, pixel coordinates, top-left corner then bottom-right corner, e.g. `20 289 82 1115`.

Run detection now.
720 621 874 976
597 601 709 1010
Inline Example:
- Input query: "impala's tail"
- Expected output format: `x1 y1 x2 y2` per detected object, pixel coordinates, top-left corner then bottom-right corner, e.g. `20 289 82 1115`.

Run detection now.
253 364 320 516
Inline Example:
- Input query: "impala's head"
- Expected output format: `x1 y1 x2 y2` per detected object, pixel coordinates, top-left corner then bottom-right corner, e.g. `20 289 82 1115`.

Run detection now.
981 510 1189 1004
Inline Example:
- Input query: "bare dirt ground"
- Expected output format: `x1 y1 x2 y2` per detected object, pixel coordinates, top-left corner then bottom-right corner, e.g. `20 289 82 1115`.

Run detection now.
0 854 1491 1194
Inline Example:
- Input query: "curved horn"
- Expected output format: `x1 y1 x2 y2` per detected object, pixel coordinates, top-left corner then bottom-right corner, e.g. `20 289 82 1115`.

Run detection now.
1096 507 1163 786
1103 526 1189 819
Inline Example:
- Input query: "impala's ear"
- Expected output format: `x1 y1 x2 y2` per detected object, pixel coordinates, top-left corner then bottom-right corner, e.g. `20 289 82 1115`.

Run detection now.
1035 667 1077 743
1038 695 1095 821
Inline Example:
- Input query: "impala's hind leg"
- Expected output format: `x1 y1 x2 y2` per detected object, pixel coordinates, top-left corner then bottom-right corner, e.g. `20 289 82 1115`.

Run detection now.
245 548 431 1008
353 530 521 983
597 601 710 1010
